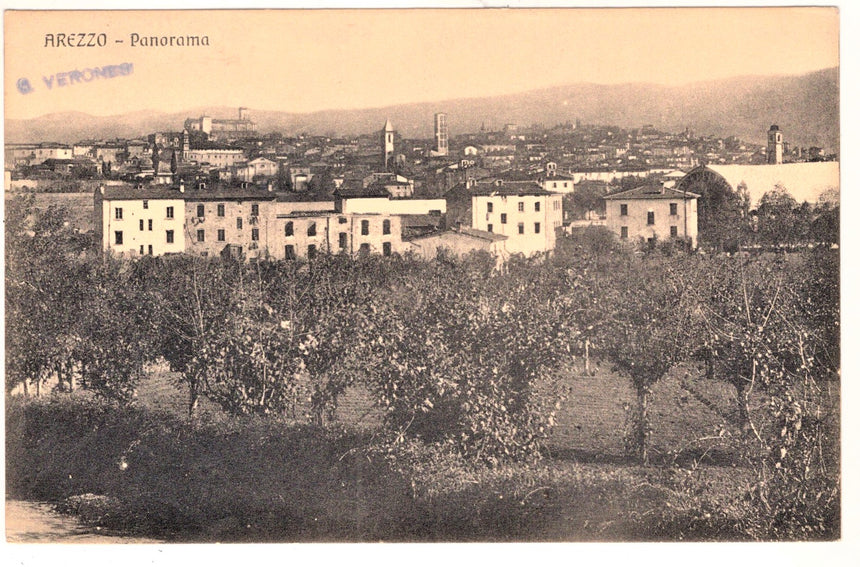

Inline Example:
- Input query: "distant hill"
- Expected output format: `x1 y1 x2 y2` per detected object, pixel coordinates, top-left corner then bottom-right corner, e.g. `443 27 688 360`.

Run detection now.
5 68 838 152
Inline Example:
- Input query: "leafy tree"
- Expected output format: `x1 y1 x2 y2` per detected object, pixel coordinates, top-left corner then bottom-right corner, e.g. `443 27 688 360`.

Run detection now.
360 255 572 465
602 255 699 463
677 167 750 252
5 197 91 395
756 185 800 248
150 255 237 416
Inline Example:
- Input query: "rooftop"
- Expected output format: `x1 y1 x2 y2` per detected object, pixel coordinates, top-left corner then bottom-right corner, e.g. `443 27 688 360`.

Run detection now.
603 184 700 200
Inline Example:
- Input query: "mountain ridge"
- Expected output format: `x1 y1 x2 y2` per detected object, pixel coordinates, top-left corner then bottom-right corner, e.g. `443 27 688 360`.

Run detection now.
5 68 838 152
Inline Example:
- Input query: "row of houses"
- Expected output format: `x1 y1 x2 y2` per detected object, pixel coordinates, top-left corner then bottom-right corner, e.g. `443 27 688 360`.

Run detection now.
94 175 566 262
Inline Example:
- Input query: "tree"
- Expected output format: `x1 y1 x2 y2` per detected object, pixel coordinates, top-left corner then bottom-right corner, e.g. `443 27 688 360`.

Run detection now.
360 255 572 465
150 256 237 416
5 197 91 396
170 150 178 175
152 145 160 173
677 167 750 252
757 185 799 248
603 255 699 463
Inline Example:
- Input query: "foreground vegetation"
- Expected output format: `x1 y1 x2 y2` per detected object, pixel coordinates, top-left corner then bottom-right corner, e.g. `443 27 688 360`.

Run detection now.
5 194 840 540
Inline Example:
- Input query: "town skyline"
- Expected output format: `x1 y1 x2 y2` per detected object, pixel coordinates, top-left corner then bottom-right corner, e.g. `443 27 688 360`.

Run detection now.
5 8 839 120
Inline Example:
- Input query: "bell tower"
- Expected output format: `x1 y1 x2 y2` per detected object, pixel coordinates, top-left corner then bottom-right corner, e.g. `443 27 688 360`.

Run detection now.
767 124 783 165
382 119 395 169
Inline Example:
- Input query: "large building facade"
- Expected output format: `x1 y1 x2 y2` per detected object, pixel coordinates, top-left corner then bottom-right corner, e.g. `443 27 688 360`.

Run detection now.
95 182 418 261
603 184 699 248
446 179 563 256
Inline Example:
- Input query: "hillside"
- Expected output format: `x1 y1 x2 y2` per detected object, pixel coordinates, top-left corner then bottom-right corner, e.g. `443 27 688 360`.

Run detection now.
5 68 838 152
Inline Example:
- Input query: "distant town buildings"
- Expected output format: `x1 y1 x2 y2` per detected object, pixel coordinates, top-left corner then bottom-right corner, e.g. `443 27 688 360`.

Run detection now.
184 107 257 142
7 111 841 260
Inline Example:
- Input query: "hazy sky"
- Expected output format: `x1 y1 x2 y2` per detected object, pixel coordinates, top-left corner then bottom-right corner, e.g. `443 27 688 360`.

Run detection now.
4 7 839 120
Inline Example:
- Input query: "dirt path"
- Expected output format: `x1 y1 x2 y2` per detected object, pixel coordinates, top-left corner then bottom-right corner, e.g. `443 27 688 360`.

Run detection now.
6 500 163 543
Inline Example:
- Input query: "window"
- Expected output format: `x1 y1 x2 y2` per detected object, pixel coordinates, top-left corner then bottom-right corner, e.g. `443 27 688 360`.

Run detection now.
501 213 507 224
237 217 243 230
143 200 148 210
251 204 259 217
338 217 347 224
487 202 493 213
534 222 541 234
339 232 347 250
383 242 392 257
251 228 259 241
552 182 557 188
148 245 153 256
115 231 123 245
166 230 174 244
197 204 205 218
670 203 678 216
518 202 524 212
670 225 678 237
535 202 541 212
621 226 628 239
217 229 225 242
647 211 655 225
285 244 295 260
139 245 144 255
620 204 628 216
217 203 225 217
359 243 370 256
115 207 123 220
487 224 493 233
383 219 391 235
197 229 205 242
308 222 317 237
148 219 153 231
307 244 317 260
139 219 144 231
285 221 293 236
166 206 174 219
361 220 369 236
518 222 524 235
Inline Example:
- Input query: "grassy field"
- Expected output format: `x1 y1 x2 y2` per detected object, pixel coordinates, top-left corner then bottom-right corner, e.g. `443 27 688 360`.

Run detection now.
6 359 834 541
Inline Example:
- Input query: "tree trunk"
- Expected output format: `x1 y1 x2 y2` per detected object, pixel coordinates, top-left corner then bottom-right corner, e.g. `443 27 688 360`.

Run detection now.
633 383 651 465
22 378 29 396
35 378 41 397
735 379 752 433
188 376 200 418
584 339 590 374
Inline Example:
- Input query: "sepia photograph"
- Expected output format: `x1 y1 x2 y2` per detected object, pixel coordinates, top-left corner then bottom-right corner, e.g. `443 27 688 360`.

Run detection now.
2 2 846 552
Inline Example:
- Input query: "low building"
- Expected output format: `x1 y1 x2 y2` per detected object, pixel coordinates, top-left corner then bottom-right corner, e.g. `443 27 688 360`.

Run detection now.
408 227 508 265
603 184 699 248
5 143 73 166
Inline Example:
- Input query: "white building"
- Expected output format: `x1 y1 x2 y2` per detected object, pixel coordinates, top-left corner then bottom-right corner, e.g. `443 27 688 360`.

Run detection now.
603 184 699 248
94 185 186 256
465 179 563 256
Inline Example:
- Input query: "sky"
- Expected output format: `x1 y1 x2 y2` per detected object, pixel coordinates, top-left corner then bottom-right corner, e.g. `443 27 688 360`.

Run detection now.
3 6 839 120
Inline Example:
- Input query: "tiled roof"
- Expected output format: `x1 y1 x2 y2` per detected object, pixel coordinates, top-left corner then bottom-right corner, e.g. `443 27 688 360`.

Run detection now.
334 183 390 198
465 179 555 196
603 184 700 200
